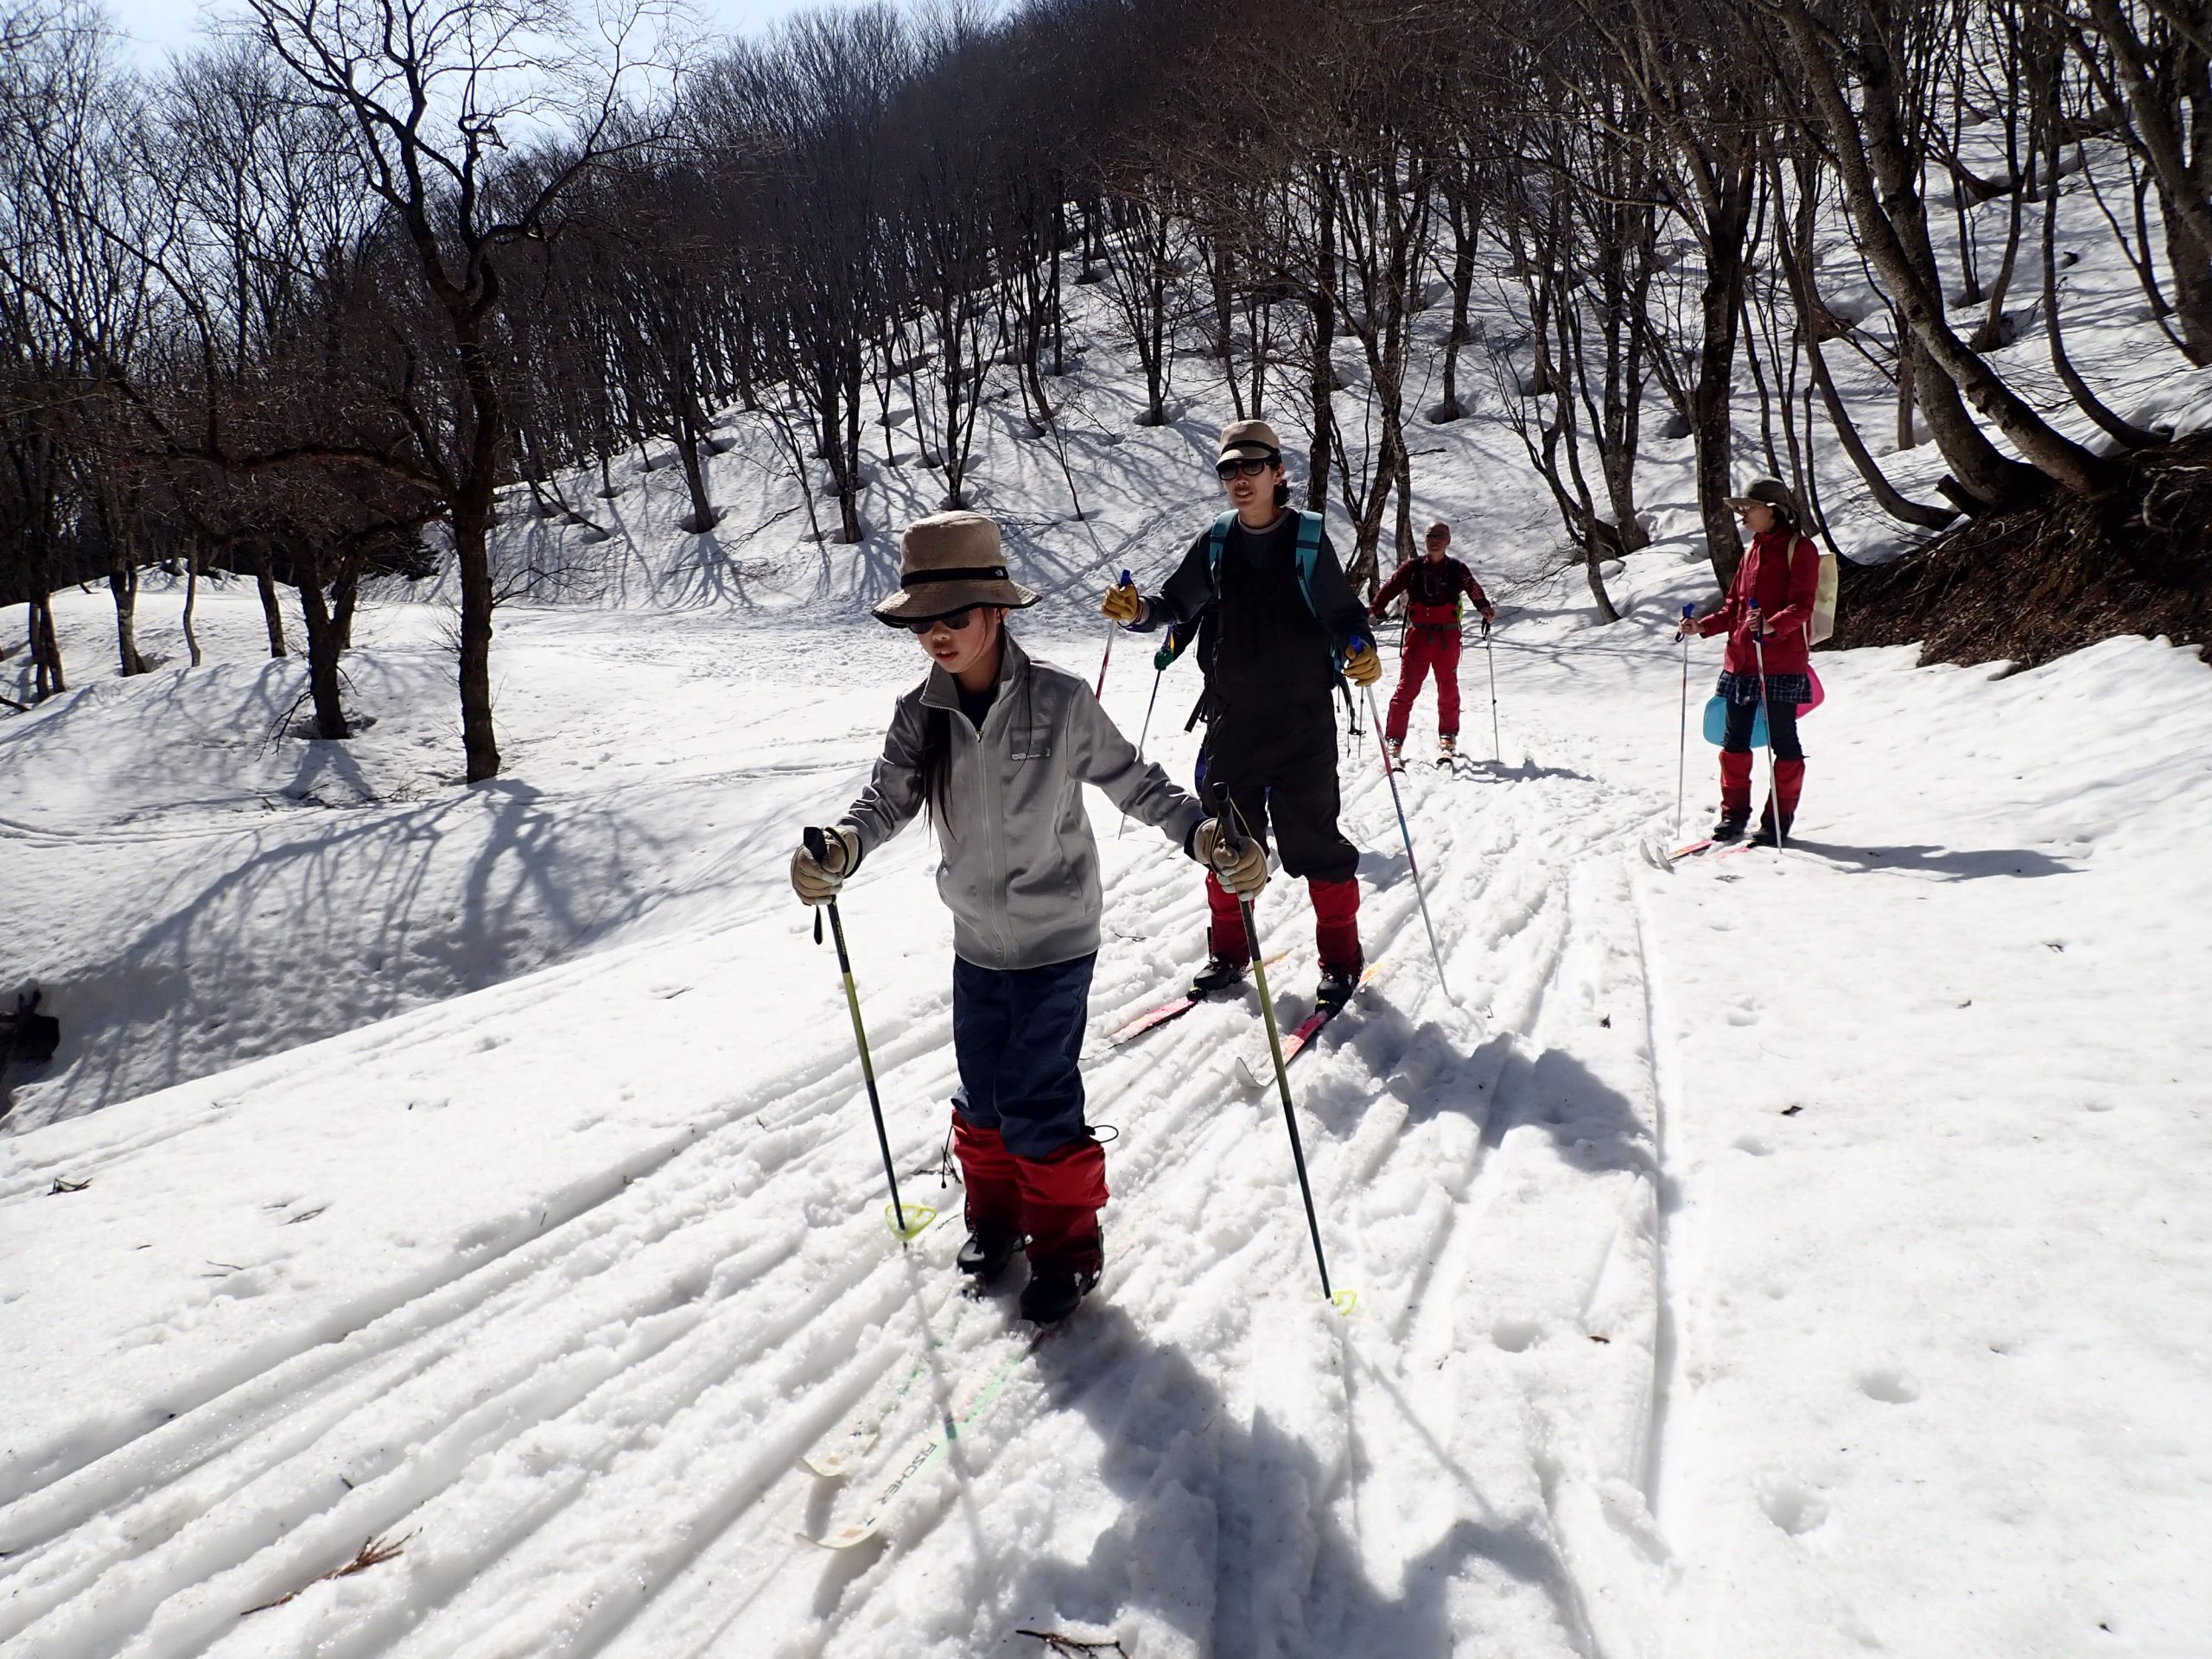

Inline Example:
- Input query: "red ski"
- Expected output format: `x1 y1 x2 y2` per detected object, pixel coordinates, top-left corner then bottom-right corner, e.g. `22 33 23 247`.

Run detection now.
1107 952 1290 1048
1235 963 1384 1088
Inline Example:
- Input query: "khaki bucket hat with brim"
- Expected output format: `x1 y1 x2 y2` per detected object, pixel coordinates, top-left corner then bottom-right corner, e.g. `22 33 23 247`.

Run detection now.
1725 477 1803 524
1217 417 1282 464
872 510 1039 626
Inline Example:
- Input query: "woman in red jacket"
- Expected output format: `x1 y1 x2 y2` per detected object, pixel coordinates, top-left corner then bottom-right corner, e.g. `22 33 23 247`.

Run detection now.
1679 479 1821 844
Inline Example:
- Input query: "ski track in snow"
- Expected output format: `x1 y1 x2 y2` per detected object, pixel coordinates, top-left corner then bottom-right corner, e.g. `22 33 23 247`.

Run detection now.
0 678 1692 1659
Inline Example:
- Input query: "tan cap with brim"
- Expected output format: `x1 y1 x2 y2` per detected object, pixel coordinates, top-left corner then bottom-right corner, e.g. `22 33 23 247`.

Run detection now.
1217 417 1282 463
1725 477 1802 522
872 511 1039 626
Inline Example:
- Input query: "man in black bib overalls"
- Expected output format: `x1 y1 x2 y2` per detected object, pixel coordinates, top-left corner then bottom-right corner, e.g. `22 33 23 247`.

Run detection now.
1103 419 1382 1007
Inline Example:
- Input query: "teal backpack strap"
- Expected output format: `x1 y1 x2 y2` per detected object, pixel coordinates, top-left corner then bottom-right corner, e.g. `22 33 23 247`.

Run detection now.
1207 511 1236 597
1293 512 1325 618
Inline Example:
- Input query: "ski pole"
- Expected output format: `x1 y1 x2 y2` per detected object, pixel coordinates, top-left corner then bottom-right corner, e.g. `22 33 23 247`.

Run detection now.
1116 658 1165 842
1676 602 1694 841
1358 665 1452 1002
804 828 931 1243
1484 620 1502 762
1750 606 1784 851
1210 785 1347 1312
1095 566 1131 701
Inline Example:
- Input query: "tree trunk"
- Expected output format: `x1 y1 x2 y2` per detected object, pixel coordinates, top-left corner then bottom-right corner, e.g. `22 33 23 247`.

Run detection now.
1895 324 1920 448
1306 172 1338 513
673 426 716 532
182 543 203 669
255 543 289 658
450 495 500 780
108 555 148 677
1584 542 1623 623
1692 177 1751 589
29 594 65 699
294 546 349 741
1437 194 1478 423
333 564 360 652
2157 193 2212 366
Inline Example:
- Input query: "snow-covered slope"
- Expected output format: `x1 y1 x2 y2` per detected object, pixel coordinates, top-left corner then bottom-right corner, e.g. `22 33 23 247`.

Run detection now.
6 145 2212 1654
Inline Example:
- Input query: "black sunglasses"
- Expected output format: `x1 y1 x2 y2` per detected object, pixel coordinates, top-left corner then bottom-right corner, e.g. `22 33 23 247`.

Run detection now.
1215 454 1277 480
901 606 980 634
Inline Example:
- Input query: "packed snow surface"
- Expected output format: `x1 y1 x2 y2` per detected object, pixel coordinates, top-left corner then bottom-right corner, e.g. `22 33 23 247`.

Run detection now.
6 158 2212 1652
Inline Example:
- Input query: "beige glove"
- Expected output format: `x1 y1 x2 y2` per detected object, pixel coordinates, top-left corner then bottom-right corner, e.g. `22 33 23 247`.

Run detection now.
1192 817 1268 897
1343 640 1382 686
1101 582 1143 625
791 825 860 906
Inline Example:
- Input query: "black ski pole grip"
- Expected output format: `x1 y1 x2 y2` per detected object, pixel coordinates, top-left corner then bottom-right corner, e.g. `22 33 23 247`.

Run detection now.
1207 781 1243 856
803 826 827 944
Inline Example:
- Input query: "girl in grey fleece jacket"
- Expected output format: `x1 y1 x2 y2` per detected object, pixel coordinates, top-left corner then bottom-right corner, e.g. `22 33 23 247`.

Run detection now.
790 512 1260 1325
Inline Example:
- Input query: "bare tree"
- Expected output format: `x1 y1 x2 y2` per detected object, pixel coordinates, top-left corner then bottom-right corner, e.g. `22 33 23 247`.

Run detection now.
244 0 679 779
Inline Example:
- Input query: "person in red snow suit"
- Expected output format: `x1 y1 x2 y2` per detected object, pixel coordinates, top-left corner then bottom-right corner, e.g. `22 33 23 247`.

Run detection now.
1099 418 1382 1009
1369 520 1496 766
790 512 1266 1325
1679 478 1822 845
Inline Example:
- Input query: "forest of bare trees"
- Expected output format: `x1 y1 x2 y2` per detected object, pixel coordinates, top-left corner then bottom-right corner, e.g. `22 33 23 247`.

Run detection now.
3 0 2205 772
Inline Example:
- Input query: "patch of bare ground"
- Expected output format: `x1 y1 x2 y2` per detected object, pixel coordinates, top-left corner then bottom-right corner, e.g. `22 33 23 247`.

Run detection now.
1831 433 2212 671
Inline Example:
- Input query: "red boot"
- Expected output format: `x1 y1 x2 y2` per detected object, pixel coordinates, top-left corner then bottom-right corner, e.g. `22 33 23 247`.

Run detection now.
1309 876 1362 975
1714 750 1754 841
1195 872 1251 993
1753 760 1806 845
1014 1135 1108 1276
1014 1136 1108 1323
951 1113 1023 1278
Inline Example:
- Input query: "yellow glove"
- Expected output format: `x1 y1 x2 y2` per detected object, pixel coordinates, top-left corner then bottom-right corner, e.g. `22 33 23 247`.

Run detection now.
1101 582 1143 625
791 825 859 906
1343 640 1382 687
1192 817 1269 897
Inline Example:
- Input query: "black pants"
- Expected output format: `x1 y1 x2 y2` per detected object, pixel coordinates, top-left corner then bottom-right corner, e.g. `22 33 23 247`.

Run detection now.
1199 718 1359 884
1723 691 1804 762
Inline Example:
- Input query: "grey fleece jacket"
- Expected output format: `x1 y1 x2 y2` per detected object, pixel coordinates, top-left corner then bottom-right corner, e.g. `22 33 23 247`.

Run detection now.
839 634 1206 971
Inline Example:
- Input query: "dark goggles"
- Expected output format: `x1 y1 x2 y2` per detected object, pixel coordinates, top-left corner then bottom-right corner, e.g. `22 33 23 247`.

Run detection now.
900 606 980 634
1215 452 1279 480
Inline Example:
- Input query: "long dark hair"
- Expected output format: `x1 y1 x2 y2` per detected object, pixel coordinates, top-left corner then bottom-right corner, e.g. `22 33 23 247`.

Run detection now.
915 624 1031 831
919 705 952 825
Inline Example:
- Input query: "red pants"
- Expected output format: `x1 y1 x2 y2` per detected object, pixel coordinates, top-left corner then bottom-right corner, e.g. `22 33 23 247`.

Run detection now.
1385 627 1462 742
951 1115 1107 1274
1206 871 1362 974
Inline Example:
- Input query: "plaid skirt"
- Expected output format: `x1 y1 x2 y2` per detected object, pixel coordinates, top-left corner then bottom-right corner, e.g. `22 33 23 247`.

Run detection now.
1716 669 1812 707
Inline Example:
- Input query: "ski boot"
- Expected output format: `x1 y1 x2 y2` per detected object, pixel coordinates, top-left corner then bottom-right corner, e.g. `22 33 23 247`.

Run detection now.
1710 806 1751 843
1437 734 1458 767
1316 957 1363 1008
1383 737 1404 772
1020 1262 1099 1325
1749 806 1795 847
957 1225 1022 1287
1191 954 1249 996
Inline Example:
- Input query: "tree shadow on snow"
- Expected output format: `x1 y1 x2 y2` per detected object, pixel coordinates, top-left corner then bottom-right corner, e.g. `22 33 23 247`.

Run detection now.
1780 837 2077 881
972 1304 1592 1657
20 772 701 1122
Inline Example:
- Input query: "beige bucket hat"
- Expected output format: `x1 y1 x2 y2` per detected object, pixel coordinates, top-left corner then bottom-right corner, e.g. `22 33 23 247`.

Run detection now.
1217 418 1283 464
872 511 1039 626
